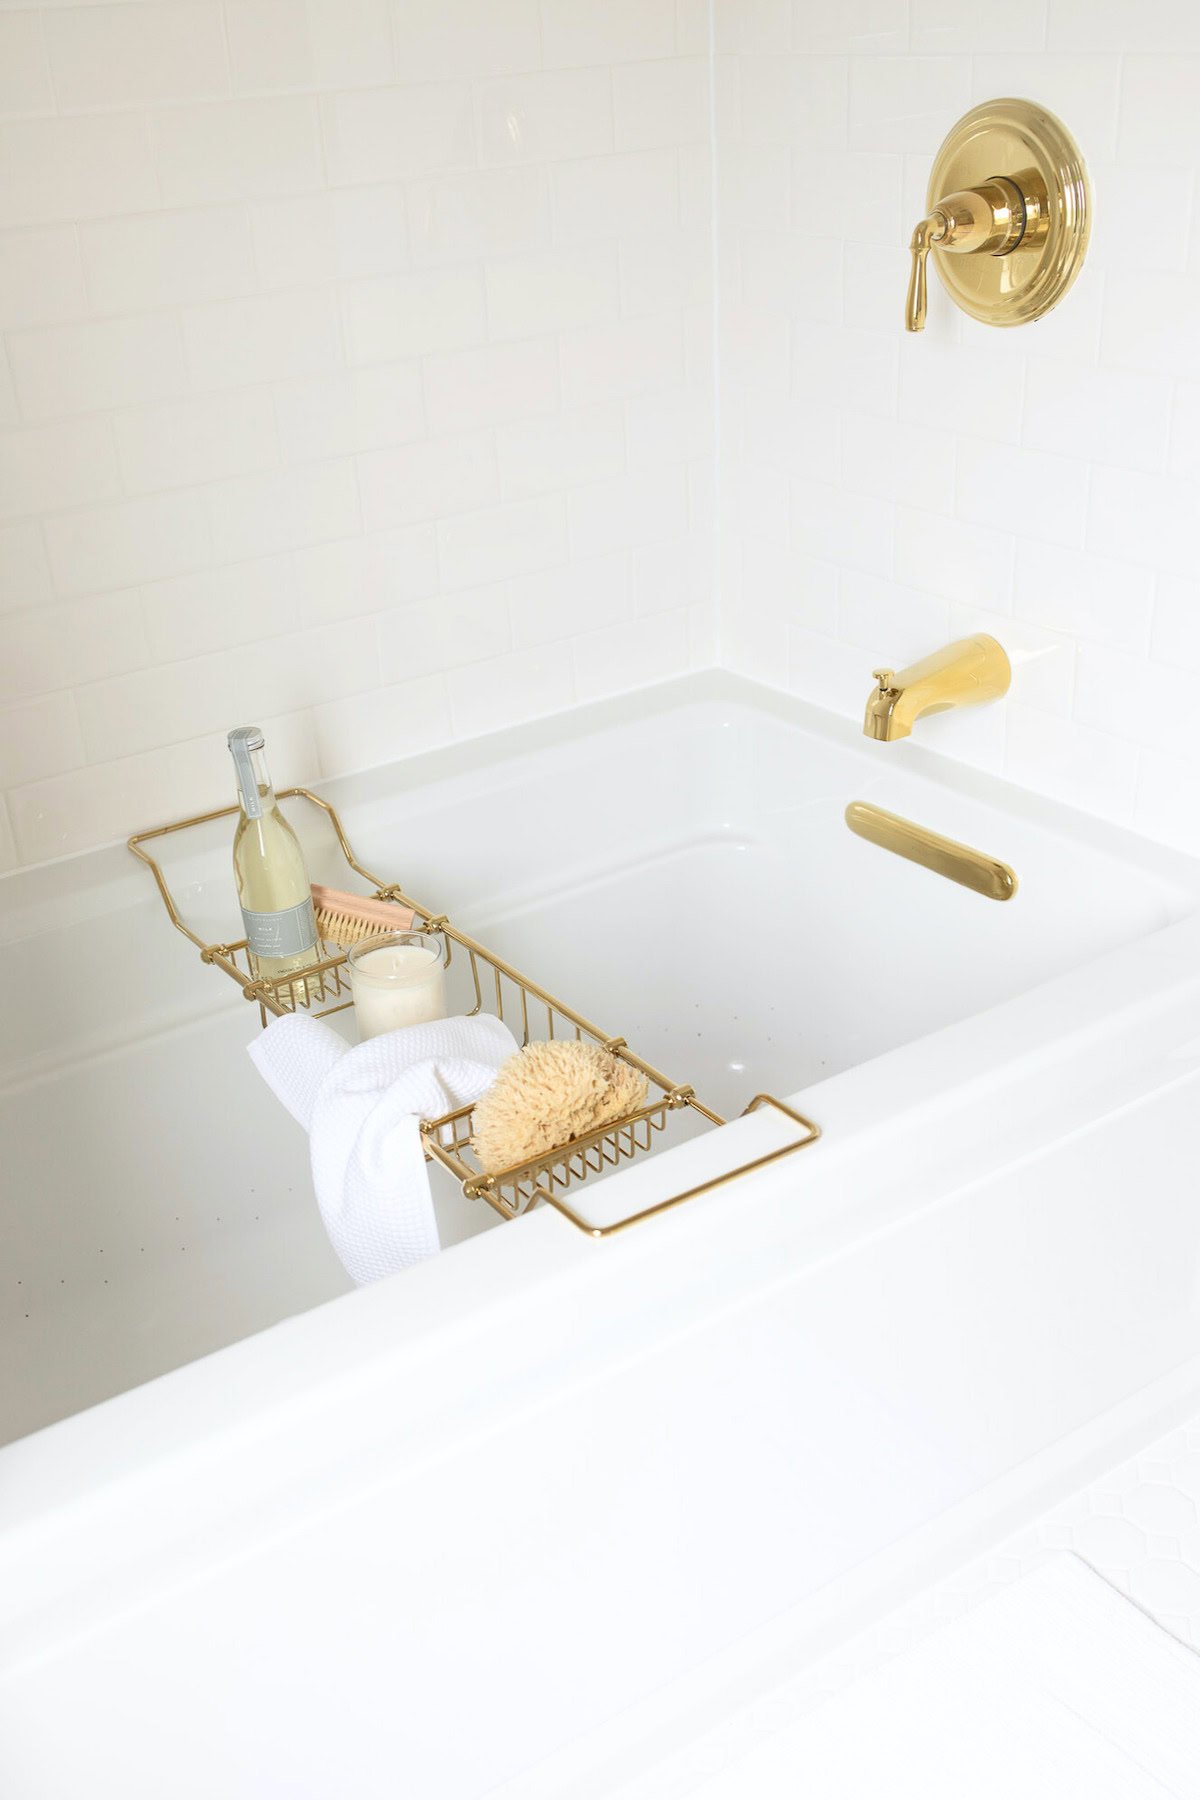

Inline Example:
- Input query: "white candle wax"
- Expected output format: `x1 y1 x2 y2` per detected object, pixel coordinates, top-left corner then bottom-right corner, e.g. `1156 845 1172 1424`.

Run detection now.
349 939 447 1040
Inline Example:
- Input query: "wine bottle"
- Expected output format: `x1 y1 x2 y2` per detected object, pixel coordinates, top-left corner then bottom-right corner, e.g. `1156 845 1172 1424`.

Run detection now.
228 726 321 988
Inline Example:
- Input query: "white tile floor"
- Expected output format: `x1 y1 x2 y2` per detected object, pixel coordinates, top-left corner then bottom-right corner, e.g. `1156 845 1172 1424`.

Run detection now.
622 1409 1200 1797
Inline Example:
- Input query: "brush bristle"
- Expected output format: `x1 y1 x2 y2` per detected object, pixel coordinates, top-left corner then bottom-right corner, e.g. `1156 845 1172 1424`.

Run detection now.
310 883 416 948
315 906 389 949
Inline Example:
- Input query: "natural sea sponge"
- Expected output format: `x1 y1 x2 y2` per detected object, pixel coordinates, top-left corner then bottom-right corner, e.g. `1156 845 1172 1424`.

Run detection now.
471 1039 649 1175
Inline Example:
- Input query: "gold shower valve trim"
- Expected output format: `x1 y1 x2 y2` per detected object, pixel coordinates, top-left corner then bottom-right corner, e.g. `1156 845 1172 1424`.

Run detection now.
905 99 1090 332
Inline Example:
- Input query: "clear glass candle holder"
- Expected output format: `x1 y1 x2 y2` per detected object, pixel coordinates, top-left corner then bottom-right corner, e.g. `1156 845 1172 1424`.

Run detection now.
347 930 447 1040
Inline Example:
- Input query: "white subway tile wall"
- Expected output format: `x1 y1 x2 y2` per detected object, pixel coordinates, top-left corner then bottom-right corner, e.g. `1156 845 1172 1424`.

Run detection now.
716 0 1200 853
0 0 714 869
5 1 1200 875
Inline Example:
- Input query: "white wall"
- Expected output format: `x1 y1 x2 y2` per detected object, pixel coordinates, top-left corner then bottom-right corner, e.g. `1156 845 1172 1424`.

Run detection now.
716 0 1200 854
5 2 1200 873
0 0 714 869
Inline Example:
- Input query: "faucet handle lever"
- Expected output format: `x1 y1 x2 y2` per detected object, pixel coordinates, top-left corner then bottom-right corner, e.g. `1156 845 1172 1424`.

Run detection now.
905 215 944 334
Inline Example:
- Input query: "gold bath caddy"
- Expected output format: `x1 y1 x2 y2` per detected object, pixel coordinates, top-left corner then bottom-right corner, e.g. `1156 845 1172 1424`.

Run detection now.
129 791 819 1239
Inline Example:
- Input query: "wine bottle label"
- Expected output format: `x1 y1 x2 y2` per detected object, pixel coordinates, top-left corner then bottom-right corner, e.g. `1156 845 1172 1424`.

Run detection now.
240 897 318 959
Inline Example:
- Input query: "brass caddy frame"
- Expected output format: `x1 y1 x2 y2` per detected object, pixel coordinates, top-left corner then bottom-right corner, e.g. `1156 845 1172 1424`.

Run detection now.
129 790 820 1239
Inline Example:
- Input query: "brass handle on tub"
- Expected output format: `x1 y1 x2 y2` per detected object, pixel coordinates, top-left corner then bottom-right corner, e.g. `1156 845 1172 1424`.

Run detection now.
846 802 1017 902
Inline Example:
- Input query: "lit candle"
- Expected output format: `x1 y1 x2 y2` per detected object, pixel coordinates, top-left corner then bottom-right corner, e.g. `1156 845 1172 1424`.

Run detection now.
347 931 447 1040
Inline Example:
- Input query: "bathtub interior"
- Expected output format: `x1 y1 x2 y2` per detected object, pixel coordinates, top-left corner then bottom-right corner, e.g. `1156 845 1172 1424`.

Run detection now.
2 682 1197 1445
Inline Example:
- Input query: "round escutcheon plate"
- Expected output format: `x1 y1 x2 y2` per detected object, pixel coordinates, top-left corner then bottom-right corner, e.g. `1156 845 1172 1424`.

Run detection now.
928 98 1091 327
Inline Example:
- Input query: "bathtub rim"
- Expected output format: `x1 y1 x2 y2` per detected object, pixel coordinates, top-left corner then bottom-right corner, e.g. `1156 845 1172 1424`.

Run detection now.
3 667 1197 1104
2 668 1197 941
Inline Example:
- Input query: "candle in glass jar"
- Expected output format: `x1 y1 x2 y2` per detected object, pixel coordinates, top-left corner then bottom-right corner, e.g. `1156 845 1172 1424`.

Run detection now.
347 931 447 1039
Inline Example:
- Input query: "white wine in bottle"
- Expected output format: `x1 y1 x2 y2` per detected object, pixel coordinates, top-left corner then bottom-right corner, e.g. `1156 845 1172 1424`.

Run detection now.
228 725 321 990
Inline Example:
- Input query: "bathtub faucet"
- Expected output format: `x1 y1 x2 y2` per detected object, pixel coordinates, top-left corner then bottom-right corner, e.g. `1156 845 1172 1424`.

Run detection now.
863 634 1011 742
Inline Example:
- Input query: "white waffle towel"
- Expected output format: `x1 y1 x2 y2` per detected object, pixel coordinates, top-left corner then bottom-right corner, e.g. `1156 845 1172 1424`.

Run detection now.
248 1011 518 1283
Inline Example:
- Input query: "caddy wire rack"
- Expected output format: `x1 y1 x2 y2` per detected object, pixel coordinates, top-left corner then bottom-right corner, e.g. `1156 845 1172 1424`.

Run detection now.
129 789 819 1239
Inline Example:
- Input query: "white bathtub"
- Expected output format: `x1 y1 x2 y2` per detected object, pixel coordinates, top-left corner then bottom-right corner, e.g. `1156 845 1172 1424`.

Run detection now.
2 671 1199 1798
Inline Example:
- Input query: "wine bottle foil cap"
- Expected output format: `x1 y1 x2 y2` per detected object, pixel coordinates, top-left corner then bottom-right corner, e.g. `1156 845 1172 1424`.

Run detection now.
228 725 265 751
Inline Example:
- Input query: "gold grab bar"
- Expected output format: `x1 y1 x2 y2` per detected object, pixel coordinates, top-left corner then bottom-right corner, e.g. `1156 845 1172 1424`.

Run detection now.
845 801 1018 902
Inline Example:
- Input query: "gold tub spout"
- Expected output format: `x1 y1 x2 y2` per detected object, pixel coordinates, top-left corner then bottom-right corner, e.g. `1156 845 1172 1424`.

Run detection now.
863 633 1011 743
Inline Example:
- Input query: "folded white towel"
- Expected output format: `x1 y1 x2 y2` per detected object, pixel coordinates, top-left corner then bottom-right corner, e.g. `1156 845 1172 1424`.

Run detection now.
248 1011 518 1284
